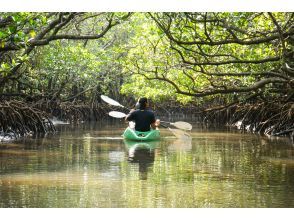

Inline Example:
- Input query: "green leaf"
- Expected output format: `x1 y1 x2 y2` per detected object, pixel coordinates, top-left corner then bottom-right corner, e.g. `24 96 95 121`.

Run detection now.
8 25 17 34
29 30 36 38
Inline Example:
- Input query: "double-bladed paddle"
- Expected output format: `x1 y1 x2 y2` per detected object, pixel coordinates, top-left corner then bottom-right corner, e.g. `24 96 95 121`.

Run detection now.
102 95 192 138
108 110 192 131
108 110 191 138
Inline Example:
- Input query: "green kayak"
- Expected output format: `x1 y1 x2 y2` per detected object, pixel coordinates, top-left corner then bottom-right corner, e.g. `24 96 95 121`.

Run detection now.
123 127 160 141
124 140 159 150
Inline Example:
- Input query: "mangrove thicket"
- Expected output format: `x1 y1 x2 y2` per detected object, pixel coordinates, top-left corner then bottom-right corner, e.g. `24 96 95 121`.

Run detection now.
0 12 293 140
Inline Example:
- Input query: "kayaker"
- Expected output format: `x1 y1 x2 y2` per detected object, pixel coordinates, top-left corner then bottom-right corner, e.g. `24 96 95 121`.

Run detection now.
125 97 160 132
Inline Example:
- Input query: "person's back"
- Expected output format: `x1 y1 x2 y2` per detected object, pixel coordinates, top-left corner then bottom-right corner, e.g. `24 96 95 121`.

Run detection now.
125 97 159 132
126 109 155 131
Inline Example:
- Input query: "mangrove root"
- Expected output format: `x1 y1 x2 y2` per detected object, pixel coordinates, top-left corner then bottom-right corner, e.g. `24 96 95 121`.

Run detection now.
0 100 55 141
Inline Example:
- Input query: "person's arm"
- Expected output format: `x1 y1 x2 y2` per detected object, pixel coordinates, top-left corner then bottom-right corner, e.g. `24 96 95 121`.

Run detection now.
125 109 135 122
150 110 160 129
155 119 160 127
151 119 160 129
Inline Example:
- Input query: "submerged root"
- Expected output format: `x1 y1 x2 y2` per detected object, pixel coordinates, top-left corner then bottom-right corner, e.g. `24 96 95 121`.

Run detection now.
55 102 109 123
0 100 55 141
31 99 118 123
0 98 119 141
201 102 294 139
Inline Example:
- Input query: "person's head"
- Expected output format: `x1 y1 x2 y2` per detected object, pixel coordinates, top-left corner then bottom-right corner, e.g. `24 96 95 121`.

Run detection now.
138 97 148 110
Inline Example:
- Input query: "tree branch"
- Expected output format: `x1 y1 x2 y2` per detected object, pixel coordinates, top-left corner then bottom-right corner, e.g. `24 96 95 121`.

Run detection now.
150 13 294 46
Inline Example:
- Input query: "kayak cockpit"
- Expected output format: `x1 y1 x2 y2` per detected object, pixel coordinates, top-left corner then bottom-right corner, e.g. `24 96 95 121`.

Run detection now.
123 127 160 141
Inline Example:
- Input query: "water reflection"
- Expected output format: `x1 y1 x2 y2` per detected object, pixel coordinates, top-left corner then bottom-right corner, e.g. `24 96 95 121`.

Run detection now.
125 141 159 180
167 137 192 152
0 122 294 207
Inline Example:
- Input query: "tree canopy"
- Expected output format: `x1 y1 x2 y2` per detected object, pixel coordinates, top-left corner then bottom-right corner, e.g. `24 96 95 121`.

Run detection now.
122 12 294 107
0 12 131 97
0 12 293 107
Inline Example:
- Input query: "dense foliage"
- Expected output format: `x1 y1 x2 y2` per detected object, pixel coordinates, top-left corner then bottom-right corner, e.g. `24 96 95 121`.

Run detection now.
0 12 293 137
122 13 294 107
1 12 293 105
0 12 131 100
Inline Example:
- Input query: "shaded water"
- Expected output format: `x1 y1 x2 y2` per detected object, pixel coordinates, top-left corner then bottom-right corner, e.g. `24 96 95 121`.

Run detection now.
0 121 294 208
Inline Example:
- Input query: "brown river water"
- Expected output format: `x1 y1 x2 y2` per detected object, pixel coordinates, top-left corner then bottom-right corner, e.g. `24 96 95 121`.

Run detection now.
0 121 293 207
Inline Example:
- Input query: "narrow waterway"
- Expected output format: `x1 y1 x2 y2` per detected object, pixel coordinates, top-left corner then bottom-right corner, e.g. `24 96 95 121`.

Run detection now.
0 121 293 207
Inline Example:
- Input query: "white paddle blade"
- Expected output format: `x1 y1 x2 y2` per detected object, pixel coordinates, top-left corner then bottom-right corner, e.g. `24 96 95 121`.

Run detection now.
168 128 191 139
108 111 127 118
171 121 192 130
101 95 125 108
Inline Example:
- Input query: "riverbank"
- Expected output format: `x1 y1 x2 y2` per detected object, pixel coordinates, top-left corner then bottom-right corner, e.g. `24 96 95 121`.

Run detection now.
1 99 293 142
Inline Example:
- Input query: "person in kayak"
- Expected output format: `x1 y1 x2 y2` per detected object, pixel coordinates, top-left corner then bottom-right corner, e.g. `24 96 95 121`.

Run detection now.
125 97 160 132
